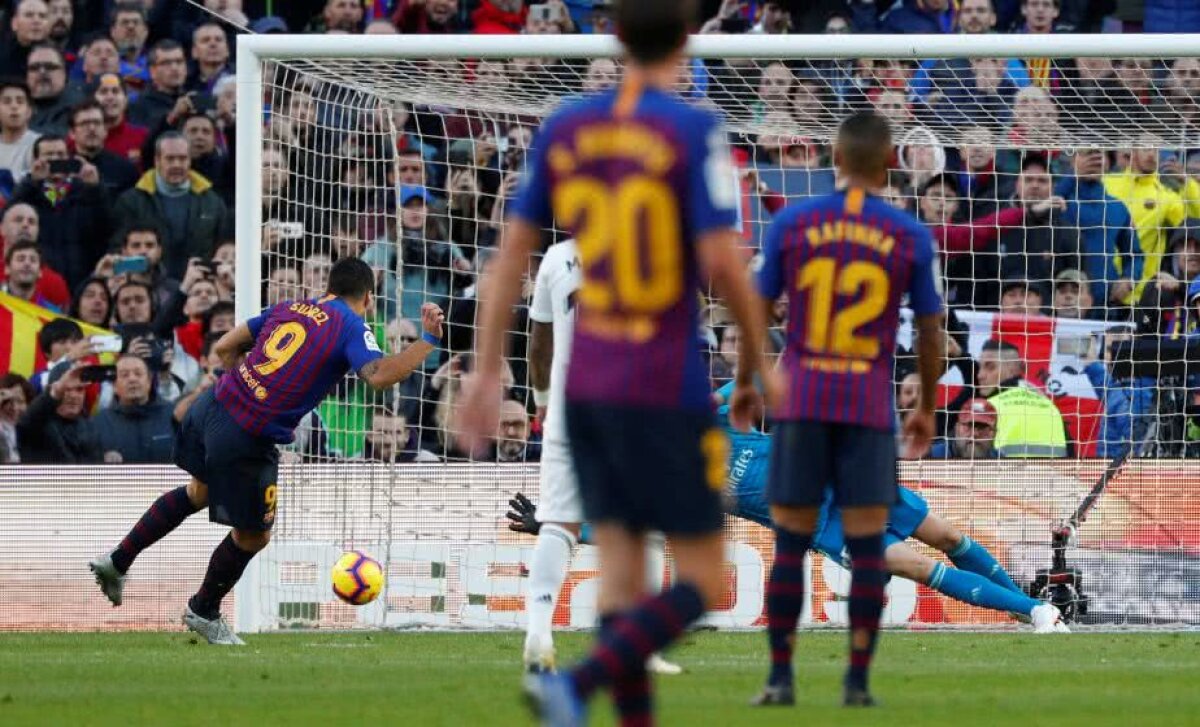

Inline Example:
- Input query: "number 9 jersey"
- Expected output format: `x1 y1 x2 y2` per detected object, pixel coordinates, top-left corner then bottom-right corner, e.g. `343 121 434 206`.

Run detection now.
214 295 383 443
509 85 739 413
757 188 942 430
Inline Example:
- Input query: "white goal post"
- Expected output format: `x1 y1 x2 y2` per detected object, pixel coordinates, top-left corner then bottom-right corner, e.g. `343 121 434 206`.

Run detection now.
222 33 1200 634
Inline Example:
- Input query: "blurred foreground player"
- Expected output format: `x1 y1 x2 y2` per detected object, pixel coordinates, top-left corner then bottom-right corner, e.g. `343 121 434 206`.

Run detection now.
457 0 779 723
753 111 946 707
90 258 444 645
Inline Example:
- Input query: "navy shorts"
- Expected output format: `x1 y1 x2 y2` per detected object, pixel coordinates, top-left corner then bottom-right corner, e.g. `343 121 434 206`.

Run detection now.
767 420 897 509
565 402 726 535
174 389 280 531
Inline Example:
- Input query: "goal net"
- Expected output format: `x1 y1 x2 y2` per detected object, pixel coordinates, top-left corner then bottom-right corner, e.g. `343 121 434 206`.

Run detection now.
221 33 1200 632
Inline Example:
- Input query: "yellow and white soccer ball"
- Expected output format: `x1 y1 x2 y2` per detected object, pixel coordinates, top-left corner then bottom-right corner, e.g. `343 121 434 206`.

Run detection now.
331 550 384 606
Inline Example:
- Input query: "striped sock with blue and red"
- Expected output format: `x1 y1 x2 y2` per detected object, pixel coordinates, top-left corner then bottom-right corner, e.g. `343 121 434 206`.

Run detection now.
845 533 887 692
111 486 201 574
765 529 811 687
570 583 705 702
187 534 258 619
599 614 653 727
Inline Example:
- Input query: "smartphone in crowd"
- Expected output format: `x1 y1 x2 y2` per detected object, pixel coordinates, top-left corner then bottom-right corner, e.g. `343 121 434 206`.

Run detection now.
78 364 117 384
48 158 83 176
89 334 124 354
113 255 149 275
529 4 556 22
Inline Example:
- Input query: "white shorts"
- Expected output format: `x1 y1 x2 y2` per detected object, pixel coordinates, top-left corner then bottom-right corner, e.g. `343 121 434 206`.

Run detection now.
537 437 582 524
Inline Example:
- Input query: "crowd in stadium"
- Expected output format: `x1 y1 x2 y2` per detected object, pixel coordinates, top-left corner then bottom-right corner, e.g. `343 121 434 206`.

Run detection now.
0 0 1199 467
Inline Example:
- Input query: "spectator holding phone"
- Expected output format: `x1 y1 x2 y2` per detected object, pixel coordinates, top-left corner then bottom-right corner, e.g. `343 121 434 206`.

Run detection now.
92 354 175 463
97 225 179 310
112 132 229 280
16 362 101 464
10 134 110 290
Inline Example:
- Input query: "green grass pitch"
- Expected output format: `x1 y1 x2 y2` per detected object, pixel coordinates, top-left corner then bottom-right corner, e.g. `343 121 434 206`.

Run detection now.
1 631 1197 726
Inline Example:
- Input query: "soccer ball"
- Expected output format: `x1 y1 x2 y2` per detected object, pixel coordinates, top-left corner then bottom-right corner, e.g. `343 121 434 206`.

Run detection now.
331 550 384 606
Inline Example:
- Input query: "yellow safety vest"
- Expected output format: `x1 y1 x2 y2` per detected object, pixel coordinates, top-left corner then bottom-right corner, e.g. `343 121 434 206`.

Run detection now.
987 385 1067 458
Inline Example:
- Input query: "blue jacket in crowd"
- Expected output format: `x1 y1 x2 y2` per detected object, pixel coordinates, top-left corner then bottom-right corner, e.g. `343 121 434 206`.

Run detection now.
1055 175 1140 304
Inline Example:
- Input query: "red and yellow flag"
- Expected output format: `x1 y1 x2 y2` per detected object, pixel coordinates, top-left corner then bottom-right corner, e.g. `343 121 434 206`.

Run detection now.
0 291 114 377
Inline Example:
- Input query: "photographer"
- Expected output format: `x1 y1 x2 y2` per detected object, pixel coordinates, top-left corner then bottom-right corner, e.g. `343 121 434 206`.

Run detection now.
91 354 175 464
10 133 110 290
119 321 195 402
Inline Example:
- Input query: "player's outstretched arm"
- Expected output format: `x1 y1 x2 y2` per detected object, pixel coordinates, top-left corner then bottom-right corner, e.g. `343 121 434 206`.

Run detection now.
358 303 445 390
212 323 255 372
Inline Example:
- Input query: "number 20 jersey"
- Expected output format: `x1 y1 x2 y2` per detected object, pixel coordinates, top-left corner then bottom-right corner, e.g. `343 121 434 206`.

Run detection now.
510 85 739 412
214 295 383 443
757 189 942 431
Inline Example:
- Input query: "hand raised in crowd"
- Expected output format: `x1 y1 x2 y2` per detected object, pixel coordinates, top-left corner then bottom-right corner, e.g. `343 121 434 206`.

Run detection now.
420 302 445 340
1109 279 1134 303
1029 195 1066 215
77 159 100 187
126 336 152 360
181 257 212 294
48 364 83 401
94 254 118 279
29 156 50 183
167 93 198 126
1154 270 1181 294
64 338 98 363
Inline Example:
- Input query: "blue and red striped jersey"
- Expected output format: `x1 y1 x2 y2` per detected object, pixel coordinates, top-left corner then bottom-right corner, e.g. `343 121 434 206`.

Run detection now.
758 188 942 430
509 84 739 411
214 296 383 443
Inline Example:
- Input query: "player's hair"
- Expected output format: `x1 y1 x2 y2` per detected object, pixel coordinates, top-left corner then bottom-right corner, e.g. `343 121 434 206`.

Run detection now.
38 318 83 357
835 111 894 179
616 0 695 65
326 257 375 301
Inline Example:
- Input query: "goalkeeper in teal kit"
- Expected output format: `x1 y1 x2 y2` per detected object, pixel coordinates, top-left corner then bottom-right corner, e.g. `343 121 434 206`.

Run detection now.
510 382 1068 632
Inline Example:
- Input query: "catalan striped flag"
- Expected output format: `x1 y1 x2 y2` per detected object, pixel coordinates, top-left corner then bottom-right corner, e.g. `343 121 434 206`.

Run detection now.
0 291 114 377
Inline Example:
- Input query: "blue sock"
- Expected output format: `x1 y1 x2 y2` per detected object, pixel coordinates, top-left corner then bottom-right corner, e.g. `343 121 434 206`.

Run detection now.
948 536 1023 594
927 562 1039 616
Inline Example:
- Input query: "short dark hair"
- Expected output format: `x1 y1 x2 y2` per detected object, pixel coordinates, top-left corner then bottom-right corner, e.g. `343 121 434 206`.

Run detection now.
0 79 31 102
69 99 105 127
326 257 376 300
981 338 1021 356
38 318 83 357
617 0 694 65
182 112 216 131
203 301 236 335
148 39 184 65
1020 152 1050 173
4 238 39 265
111 0 147 23
121 224 162 248
836 111 893 178
31 134 66 159
83 32 118 52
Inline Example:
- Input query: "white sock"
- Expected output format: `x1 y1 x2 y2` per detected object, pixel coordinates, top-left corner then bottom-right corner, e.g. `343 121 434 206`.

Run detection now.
644 532 667 595
524 524 576 658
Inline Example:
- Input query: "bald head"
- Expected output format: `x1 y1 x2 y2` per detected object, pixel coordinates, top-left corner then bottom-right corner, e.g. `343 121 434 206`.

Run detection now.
1 203 39 246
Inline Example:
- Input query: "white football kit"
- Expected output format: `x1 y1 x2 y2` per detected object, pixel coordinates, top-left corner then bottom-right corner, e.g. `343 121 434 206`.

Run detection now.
528 239 581 523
